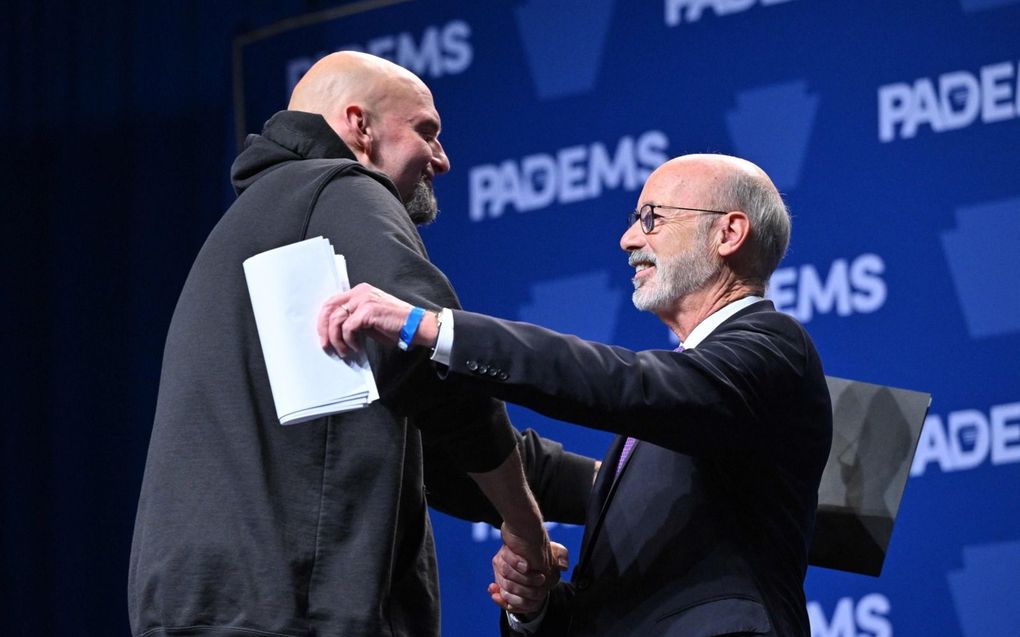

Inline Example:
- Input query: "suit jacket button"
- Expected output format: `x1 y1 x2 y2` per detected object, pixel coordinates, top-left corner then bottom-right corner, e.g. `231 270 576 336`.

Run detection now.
466 360 478 371
477 364 489 374
487 367 499 377
498 372 508 381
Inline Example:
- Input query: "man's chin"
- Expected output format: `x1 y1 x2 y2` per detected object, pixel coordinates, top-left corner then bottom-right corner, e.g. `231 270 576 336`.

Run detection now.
405 179 439 225
631 287 659 312
408 206 437 225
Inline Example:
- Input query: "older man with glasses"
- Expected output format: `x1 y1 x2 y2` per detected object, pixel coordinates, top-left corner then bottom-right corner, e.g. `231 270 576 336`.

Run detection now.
320 153 833 637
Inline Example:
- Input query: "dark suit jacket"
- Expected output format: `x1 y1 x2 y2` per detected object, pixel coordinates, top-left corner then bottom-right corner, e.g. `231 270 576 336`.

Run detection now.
445 301 832 637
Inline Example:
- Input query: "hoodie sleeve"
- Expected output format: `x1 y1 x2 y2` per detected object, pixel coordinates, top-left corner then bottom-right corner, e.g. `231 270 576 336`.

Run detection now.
305 167 518 474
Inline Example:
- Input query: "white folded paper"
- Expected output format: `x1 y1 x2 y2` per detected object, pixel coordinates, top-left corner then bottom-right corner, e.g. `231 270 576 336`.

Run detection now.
243 236 379 425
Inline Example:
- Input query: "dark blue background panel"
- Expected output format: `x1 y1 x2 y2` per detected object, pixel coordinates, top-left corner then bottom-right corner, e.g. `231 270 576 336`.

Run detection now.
5 1 1018 635
235 1 1020 635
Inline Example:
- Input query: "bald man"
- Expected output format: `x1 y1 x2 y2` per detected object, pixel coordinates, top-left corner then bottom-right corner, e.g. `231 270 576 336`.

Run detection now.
128 52 591 637
319 154 834 636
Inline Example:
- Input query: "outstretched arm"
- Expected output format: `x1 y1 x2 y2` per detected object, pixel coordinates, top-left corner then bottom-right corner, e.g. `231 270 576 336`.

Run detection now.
468 446 560 589
318 282 440 356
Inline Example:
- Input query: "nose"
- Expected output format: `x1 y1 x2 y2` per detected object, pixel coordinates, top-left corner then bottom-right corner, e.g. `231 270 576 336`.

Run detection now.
620 218 645 252
432 140 450 175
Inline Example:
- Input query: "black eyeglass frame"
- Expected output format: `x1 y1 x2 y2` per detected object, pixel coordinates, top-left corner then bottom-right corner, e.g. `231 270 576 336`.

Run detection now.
627 203 728 234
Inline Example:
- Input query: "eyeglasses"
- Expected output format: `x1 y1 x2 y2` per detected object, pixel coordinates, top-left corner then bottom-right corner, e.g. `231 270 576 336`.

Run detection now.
627 203 727 234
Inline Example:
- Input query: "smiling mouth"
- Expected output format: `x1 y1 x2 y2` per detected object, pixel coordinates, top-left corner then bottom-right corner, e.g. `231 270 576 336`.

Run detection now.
631 263 655 287
628 251 655 281
630 256 655 274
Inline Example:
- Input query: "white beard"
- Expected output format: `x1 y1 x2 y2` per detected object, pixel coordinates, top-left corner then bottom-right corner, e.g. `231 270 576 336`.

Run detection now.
630 241 719 312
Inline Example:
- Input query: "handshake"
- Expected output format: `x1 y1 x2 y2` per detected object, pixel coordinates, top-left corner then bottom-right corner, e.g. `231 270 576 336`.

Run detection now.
315 284 573 618
488 522 570 619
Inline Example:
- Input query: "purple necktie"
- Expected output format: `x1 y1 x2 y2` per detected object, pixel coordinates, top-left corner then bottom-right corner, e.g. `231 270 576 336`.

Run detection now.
615 344 684 477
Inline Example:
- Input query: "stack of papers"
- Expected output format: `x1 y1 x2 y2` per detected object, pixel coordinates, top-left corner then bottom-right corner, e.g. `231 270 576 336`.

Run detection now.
243 236 379 425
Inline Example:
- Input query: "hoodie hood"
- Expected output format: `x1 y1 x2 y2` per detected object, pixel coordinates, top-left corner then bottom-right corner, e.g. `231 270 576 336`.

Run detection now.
230 111 358 195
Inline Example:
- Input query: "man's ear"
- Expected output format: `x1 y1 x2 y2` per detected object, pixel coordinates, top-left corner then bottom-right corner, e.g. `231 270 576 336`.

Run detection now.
716 211 751 258
340 104 372 157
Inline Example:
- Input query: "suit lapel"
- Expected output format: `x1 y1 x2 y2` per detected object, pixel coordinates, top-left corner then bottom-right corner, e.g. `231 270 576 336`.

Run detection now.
571 305 779 582
575 435 638 574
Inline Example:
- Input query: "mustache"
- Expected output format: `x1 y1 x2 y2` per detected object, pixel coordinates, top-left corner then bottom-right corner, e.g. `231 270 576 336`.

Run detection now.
628 250 657 267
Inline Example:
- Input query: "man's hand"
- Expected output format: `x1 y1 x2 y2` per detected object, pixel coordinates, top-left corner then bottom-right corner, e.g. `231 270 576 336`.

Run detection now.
316 283 439 356
488 530 569 616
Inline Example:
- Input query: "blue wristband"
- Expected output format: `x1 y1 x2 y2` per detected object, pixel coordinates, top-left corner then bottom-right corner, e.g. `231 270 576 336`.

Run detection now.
398 307 426 351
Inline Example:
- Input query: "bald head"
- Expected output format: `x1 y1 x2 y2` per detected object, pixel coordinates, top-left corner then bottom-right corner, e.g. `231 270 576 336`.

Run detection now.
288 51 428 122
647 154 774 205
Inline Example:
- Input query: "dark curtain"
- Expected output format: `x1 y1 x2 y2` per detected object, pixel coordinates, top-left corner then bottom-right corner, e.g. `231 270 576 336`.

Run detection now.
1 2 341 634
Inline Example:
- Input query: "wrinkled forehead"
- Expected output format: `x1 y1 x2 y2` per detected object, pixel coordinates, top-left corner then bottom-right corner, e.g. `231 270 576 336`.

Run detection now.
638 162 716 205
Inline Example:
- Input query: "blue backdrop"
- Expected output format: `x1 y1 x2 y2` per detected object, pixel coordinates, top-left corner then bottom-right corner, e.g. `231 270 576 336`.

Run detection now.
4 1 1017 635
234 1 1020 634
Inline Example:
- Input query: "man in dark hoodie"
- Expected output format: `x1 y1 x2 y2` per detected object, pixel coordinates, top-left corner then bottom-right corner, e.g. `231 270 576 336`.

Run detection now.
128 51 591 637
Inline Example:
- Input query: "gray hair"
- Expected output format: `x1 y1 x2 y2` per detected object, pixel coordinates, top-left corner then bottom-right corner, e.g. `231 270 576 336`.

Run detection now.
706 169 791 287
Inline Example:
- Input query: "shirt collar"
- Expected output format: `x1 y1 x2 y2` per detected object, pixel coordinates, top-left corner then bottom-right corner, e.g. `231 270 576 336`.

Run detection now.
681 295 763 349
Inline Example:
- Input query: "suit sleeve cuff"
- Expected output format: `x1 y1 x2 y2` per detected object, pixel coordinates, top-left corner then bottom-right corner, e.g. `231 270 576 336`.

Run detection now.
505 595 548 635
430 308 454 366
